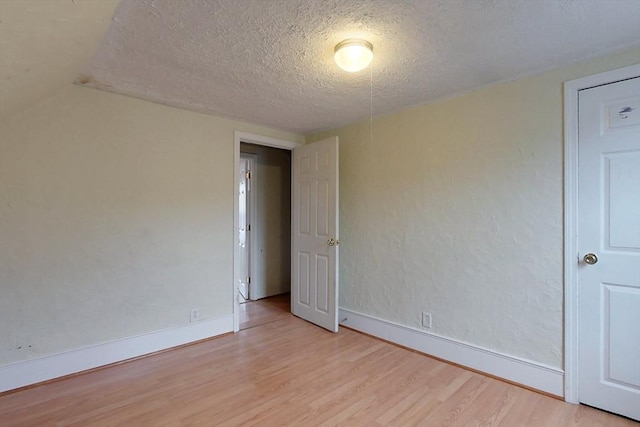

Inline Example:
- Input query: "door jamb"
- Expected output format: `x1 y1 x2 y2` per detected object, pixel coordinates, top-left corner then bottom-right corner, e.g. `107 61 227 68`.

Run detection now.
233 131 301 332
239 152 257 301
563 63 640 404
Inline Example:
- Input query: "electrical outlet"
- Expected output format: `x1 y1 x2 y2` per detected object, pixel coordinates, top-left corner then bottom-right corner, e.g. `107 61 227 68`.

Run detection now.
190 308 199 323
421 312 432 329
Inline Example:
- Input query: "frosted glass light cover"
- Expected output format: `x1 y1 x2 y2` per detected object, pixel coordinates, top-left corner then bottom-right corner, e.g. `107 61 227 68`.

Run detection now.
334 39 373 72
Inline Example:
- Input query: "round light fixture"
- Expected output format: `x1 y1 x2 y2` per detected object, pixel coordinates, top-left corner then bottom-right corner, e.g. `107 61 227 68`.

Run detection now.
334 39 373 72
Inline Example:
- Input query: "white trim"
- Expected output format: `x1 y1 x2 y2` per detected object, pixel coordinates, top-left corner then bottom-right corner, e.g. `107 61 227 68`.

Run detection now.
340 308 564 397
239 152 258 301
0 315 233 392
235 131 300 151
233 131 301 332
563 64 640 404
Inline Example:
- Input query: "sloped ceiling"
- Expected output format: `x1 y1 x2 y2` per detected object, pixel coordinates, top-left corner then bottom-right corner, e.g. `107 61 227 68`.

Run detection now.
2 0 640 133
0 0 120 120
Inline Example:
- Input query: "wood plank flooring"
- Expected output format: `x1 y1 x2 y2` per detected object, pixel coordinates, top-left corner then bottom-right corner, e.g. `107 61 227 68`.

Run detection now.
0 313 636 426
240 293 290 330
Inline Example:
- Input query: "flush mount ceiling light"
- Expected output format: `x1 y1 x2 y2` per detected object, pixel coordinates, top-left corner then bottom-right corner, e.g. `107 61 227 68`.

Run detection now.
334 39 373 72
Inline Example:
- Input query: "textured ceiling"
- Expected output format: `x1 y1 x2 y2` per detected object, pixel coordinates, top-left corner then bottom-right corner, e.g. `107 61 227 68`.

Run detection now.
3 1 639 134
78 0 640 134
0 0 120 120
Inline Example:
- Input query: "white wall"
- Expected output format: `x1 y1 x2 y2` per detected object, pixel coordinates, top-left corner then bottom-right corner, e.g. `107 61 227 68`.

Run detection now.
0 85 302 365
240 144 291 299
309 47 640 369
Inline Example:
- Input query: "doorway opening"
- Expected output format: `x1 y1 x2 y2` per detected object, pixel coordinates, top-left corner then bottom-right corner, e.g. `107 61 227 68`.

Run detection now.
238 142 292 330
233 132 301 332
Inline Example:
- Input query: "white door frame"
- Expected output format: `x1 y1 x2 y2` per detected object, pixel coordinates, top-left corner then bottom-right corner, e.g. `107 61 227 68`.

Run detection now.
239 152 257 302
563 63 640 403
233 131 302 332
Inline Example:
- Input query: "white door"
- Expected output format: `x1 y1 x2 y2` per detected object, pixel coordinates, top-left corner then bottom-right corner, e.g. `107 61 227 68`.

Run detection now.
238 156 252 301
292 137 339 332
577 76 640 420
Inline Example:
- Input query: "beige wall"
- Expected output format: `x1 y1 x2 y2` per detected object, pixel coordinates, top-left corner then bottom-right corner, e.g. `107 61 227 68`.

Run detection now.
2 45 638 370
0 85 302 365
309 47 640 368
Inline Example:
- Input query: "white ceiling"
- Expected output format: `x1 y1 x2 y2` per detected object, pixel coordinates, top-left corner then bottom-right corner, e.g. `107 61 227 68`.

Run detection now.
3 1 640 134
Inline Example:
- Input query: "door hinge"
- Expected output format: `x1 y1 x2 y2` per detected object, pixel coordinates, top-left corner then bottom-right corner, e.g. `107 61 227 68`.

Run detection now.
245 170 251 179
247 224 251 231
247 276 251 285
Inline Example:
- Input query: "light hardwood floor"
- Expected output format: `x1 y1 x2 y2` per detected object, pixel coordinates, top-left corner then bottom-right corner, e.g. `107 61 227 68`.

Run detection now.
240 293 290 330
0 312 636 426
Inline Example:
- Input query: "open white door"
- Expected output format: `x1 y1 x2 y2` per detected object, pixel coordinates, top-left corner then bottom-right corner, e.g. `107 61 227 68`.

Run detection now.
291 137 339 332
577 77 640 420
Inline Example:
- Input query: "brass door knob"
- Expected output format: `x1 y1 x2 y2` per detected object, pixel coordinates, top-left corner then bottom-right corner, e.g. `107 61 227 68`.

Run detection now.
583 253 598 265
327 238 340 246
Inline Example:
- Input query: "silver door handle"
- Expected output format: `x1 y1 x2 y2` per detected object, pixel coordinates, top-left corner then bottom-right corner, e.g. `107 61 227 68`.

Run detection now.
327 238 340 246
583 253 598 265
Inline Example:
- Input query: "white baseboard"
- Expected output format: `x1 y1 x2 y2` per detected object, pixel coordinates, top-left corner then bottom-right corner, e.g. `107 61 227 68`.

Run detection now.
1 310 563 396
0 315 233 393
339 308 564 397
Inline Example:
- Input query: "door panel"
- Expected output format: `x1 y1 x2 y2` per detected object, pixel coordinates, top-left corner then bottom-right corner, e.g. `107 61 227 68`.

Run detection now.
298 252 310 305
317 179 330 235
299 182 311 235
292 137 339 332
605 284 640 388
577 77 640 420
316 255 329 312
604 151 640 250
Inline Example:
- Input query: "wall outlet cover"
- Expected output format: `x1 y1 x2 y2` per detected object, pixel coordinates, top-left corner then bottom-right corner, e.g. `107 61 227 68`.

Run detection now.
421 312 432 329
